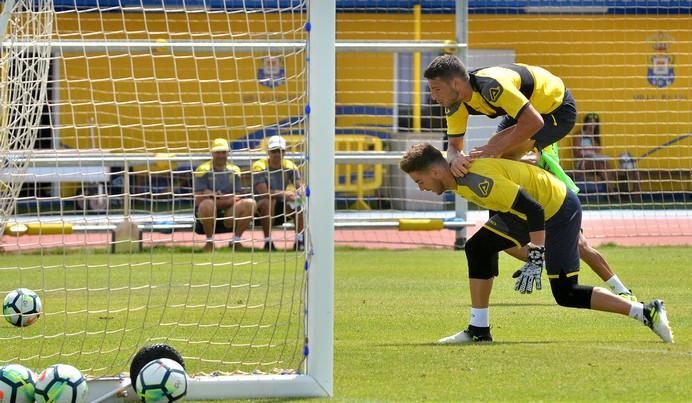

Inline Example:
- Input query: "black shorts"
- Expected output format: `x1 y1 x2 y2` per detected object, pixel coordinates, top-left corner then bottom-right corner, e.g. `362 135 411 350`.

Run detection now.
484 191 582 276
544 191 582 277
270 200 287 226
496 88 577 151
194 208 234 235
254 199 292 225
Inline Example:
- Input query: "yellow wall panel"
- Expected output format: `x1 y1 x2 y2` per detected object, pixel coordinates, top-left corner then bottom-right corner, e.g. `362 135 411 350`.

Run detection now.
469 16 691 170
56 13 306 151
54 12 690 173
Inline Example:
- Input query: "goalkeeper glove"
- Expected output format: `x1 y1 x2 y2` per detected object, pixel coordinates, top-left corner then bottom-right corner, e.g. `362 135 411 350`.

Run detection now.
513 244 545 294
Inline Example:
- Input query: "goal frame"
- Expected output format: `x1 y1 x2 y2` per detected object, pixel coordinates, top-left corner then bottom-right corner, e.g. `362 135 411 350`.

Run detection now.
84 1 335 401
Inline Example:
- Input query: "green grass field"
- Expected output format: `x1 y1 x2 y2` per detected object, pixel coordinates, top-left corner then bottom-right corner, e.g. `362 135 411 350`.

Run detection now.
1 246 690 401
330 246 691 402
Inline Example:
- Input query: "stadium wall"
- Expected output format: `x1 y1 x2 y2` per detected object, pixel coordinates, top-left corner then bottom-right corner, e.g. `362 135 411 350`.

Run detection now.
53 8 690 173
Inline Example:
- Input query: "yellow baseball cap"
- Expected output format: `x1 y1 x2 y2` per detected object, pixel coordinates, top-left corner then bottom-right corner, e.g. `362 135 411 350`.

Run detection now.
211 138 229 152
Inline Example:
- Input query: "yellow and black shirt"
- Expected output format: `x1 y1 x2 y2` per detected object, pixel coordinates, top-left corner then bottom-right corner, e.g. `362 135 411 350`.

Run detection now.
454 158 567 221
447 63 566 137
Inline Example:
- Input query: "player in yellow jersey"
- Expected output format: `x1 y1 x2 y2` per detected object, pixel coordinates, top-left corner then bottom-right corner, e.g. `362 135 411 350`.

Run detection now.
425 54 572 164
400 143 673 344
424 54 636 300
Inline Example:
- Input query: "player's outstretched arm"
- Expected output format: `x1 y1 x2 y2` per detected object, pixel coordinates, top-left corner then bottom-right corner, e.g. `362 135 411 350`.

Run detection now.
472 104 544 158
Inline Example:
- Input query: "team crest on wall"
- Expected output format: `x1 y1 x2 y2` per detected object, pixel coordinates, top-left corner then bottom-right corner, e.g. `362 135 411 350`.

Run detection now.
647 32 674 88
258 56 286 88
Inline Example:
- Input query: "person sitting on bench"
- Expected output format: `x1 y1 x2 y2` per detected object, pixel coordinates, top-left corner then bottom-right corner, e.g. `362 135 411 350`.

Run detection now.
252 135 305 251
194 138 256 252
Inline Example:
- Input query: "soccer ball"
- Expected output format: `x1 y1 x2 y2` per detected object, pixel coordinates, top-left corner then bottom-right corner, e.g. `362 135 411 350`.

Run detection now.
0 364 36 403
34 364 88 403
129 344 185 384
135 358 188 402
2 288 42 327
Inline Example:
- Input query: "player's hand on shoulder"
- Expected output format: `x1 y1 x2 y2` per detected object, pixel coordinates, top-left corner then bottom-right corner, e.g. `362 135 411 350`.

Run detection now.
520 151 538 165
449 154 473 177
470 144 502 159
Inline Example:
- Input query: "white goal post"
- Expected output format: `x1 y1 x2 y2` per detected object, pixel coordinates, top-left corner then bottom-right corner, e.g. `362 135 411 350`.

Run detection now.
0 0 336 401
0 0 475 400
6 1 688 400
89 1 337 401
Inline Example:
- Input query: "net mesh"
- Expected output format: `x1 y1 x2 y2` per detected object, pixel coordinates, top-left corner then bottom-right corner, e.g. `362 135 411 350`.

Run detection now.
333 1 691 247
0 0 52 235
1 0 691 383
464 2 691 242
1 0 309 378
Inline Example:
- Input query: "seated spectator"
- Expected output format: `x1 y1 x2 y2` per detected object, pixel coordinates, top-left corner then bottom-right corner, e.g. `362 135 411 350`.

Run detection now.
194 138 256 252
252 135 305 251
572 112 617 192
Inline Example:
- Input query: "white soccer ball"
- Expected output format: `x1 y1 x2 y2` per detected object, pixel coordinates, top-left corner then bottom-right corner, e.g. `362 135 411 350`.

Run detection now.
34 364 88 403
135 358 188 402
0 364 37 403
2 288 42 327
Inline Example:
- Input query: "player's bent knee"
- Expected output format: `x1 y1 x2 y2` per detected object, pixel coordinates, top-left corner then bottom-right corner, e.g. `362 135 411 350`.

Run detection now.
238 199 256 215
197 200 214 216
550 276 593 309
465 231 500 280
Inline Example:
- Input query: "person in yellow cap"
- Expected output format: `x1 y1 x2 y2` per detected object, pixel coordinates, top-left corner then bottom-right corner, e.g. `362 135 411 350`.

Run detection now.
193 138 256 252
251 135 305 251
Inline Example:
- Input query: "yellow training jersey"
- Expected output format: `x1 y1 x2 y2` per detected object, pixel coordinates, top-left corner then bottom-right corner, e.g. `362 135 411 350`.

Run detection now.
455 158 567 221
446 63 566 137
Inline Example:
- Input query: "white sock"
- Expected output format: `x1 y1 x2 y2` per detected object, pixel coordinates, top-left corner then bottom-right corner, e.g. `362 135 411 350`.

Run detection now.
628 303 645 322
296 233 304 242
264 236 272 243
469 308 489 328
206 237 213 243
606 275 629 294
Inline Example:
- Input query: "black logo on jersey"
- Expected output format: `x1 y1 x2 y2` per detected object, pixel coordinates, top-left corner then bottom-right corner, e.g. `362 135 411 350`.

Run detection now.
445 102 461 116
488 86 502 102
478 180 491 196
478 77 504 104
456 173 494 198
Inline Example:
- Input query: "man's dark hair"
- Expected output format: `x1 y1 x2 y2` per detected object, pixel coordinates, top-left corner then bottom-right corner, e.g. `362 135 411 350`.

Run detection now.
424 54 469 82
400 143 447 174
583 112 601 139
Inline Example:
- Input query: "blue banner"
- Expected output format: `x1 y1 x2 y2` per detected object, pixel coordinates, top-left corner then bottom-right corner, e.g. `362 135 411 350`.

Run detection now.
52 0 691 14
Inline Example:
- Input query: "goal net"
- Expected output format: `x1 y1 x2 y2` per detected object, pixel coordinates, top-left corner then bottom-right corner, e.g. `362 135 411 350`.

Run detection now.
1 0 690 398
1 0 334 400
331 0 691 248
461 0 692 244
0 0 52 239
